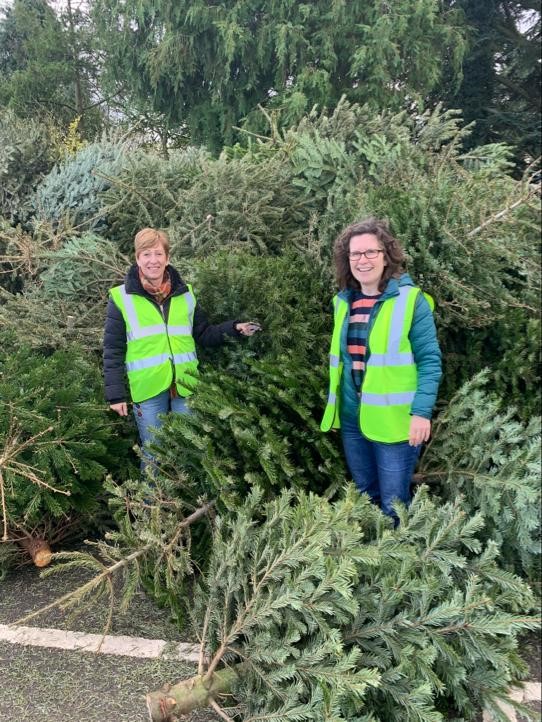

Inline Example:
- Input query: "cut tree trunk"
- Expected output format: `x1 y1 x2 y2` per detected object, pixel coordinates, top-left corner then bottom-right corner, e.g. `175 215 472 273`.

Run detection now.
19 536 53 567
146 665 242 721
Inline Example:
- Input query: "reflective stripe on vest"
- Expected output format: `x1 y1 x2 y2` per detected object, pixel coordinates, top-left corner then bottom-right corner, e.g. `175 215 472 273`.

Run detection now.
110 284 199 403
320 297 348 432
118 284 195 341
360 286 420 441
321 286 433 442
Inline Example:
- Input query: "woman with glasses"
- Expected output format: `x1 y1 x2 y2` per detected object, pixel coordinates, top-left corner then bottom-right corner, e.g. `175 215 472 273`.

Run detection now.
321 218 442 523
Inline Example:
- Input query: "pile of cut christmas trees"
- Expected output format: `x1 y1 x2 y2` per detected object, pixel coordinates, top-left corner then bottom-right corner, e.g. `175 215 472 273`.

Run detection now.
49 369 535 722
0 102 540 720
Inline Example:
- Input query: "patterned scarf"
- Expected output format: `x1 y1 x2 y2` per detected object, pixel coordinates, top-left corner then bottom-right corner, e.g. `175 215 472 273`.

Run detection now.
139 269 172 305
347 290 381 392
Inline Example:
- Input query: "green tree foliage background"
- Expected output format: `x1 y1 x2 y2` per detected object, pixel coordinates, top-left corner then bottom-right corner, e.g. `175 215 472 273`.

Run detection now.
0 0 103 135
0 2 540 718
90 0 467 151
440 0 541 163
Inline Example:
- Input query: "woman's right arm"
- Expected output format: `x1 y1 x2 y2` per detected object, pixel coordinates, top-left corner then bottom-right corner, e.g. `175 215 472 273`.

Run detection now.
103 298 128 408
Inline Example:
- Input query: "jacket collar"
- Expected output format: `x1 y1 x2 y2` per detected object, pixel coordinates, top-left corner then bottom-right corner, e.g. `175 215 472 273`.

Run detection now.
124 264 188 297
337 273 414 303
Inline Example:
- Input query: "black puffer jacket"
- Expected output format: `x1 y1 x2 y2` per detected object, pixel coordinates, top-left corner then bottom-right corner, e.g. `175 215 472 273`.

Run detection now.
103 264 240 403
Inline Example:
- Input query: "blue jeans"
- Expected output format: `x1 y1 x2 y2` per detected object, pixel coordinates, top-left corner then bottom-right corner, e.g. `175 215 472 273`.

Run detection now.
340 415 421 520
133 390 190 473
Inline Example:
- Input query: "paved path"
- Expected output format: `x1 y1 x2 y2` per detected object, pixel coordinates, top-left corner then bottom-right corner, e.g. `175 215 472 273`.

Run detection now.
482 682 541 722
0 623 200 661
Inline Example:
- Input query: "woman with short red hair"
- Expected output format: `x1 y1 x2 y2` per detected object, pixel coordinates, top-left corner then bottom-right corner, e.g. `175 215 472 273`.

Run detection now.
103 227 260 471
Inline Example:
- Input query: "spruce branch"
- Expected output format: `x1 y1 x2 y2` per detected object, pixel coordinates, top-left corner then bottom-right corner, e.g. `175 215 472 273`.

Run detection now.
0 418 70 541
466 181 540 238
92 169 164 211
10 500 215 627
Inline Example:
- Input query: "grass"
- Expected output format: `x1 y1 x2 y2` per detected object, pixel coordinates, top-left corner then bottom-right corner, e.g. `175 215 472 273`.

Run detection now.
0 641 220 722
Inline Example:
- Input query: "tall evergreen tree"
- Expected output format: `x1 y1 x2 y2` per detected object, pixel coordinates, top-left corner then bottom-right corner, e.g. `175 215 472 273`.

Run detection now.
0 0 102 135
440 0 541 162
91 0 467 150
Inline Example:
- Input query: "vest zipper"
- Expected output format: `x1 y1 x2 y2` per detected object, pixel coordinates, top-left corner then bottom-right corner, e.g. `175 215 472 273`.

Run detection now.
159 302 176 384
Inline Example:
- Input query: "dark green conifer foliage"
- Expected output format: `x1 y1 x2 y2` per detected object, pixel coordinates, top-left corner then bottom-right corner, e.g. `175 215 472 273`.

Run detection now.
38 233 128 299
0 110 56 222
100 147 209 250
439 0 541 163
342 488 538 721
419 371 541 581
0 0 103 135
150 356 345 512
0 229 127 351
188 248 333 362
92 0 466 151
184 487 538 720
0 345 136 570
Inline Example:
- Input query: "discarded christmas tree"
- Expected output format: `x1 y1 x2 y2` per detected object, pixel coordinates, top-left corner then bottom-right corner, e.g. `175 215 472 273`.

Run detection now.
0 344 136 572
419 371 541 581
141 487 539 722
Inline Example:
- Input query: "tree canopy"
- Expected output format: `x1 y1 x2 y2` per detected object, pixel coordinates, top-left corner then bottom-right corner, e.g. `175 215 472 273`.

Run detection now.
91 0 467 150
0 0 102 134
441 0 541 162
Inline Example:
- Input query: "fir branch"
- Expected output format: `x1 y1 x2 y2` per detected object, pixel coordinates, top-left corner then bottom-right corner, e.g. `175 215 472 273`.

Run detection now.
10 500 215 627
466 183 540 238
92 169 163 211
10 545 152 627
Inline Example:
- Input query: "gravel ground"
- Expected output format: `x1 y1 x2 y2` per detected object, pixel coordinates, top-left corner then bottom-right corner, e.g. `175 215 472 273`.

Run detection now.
0 641 220 722
517 630 542 722
0 561 220 722
0 562 184 639
0 559 539 722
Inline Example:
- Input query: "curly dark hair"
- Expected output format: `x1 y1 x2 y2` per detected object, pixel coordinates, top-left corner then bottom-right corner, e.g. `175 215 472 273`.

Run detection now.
333 217 406 291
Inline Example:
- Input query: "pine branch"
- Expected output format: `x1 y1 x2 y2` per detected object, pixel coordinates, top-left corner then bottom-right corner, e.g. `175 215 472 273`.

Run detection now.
466 184 540 238
11 501 214 627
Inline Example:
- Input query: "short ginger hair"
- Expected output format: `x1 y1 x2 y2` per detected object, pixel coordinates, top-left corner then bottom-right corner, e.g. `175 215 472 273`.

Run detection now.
134 228 170 258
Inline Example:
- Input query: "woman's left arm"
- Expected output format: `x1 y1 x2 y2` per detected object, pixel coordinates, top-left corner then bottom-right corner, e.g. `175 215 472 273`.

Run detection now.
408 293 443 442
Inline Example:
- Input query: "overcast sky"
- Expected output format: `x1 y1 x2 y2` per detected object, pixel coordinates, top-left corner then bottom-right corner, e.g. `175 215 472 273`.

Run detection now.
0 0 539 33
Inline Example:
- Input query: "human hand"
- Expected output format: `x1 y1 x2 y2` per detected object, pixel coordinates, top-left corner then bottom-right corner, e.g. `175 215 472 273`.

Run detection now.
110 402 128 417
409 415 431 446
235 321 262 337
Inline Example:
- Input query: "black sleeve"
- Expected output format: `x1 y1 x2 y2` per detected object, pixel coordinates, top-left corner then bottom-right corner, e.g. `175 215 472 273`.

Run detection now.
103 298 128 402
192 304 241 348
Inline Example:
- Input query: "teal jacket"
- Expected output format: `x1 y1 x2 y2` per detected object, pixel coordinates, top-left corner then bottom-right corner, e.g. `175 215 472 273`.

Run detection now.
339 273 442 422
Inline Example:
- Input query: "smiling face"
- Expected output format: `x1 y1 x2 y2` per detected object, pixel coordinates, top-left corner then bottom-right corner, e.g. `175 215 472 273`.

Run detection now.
136 241 169 283
348 233 387 294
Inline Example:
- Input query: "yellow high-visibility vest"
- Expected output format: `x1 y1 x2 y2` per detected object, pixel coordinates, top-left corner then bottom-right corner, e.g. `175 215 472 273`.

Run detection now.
110 283 199 403
321 287 434 442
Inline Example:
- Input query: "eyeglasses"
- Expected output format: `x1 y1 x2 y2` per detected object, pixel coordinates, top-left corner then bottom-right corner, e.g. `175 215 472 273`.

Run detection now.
348 249 384 261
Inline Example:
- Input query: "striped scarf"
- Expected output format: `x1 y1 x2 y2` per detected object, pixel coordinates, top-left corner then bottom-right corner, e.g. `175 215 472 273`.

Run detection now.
347 290 381 392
